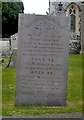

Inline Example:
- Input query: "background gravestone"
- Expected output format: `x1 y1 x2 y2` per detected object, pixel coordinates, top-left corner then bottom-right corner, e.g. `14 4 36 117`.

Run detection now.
6 48 17 68
11 33 18 50
16 14 69 106
0 40 10 56
6 33 18 68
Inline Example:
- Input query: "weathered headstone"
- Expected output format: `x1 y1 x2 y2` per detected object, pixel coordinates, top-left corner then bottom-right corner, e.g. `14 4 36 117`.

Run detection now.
6 48 17 68
6 33 18 68
11 33 18 50
0 40 10 56
16 14 69 106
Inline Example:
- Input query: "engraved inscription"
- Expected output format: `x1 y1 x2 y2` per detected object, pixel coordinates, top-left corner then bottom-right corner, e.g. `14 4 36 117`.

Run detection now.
21 21 64 94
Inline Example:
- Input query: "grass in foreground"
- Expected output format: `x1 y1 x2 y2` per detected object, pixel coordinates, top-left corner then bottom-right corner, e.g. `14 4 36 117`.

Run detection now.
2 54 82 116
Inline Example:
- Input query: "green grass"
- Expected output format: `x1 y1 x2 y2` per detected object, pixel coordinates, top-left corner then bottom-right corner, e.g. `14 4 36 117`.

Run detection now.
2 54 82 116
1 56 10 68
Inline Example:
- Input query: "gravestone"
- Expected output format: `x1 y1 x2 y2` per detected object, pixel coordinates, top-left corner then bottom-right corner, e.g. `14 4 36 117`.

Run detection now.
6 33 18 68
0 40 10 56
16 14 69 106
11 33 18 50
6 48 17 68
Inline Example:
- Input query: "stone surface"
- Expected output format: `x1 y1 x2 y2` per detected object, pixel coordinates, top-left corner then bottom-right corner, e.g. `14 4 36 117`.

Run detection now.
11 33 18 50
0 40 10 56
16 14 69 106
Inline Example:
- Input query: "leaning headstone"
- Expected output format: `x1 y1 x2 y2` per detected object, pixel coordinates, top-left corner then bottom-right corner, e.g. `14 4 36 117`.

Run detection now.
6 48 17 68
6 33 18 68
16 14 69 106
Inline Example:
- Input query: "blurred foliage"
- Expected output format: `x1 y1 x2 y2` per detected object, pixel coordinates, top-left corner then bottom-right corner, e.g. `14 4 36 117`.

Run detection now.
2 1 24 38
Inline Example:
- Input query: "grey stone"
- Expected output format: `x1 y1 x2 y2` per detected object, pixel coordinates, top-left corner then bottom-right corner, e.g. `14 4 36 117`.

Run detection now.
11 33 18 50
0 40 10 56
16 14 69 106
